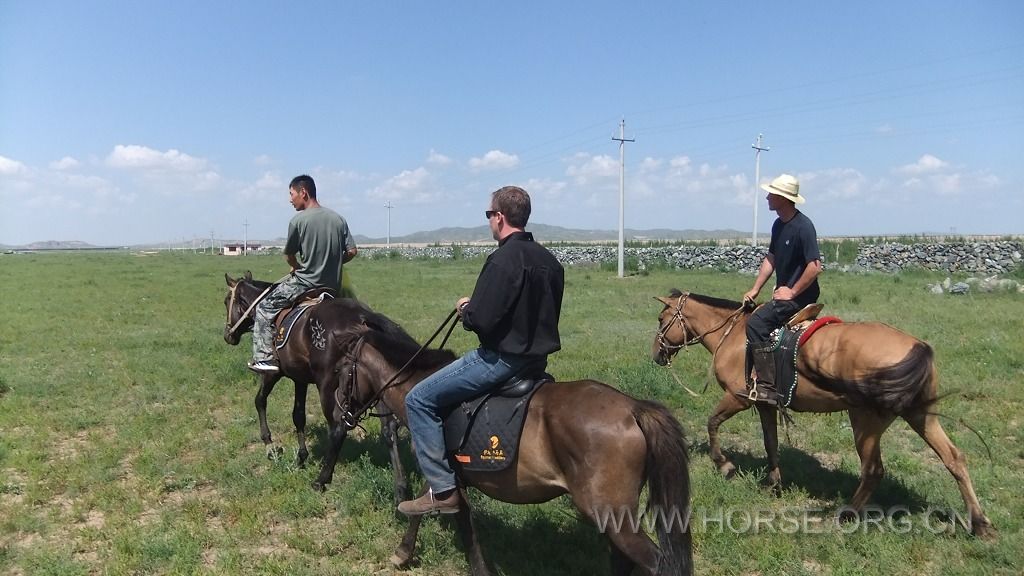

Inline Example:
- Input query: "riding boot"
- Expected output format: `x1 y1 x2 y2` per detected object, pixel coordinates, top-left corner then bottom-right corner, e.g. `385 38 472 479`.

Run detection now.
749 346 778 406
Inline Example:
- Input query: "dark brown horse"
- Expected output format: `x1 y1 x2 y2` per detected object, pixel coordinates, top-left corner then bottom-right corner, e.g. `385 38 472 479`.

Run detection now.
652 289 994 538
333 310 692 576
222 272 407 498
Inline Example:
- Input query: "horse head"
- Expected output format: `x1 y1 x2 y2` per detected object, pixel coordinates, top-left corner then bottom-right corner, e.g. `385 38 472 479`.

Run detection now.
652 290 750 366
652 289 690 366
223 271 262 345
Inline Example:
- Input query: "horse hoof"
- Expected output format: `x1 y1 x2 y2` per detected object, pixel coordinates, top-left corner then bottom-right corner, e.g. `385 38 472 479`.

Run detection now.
266 445 284 461
836 508 859 524
973 520 997 540
718 462 737 479
311 481 327 493
390 551 411 568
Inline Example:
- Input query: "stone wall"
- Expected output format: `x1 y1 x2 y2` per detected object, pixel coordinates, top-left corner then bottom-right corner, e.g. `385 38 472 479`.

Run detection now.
362 241 1022 275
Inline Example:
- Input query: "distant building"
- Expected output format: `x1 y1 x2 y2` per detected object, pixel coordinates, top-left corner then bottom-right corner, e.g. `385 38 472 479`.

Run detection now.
222 243 260 256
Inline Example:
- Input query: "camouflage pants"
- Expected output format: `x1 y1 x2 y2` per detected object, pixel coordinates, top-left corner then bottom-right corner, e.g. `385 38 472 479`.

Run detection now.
251 275 313 363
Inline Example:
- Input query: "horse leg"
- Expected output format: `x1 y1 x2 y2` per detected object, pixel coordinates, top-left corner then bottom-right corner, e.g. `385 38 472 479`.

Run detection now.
292 381 310 467
708 392 747 478
756 405 782 492
312 385 348 492
843 409 896 519
902 410 995 538
451 488 491 576
572 491 659 576
379 413 409 506
390 513 422 568
255 373 284 460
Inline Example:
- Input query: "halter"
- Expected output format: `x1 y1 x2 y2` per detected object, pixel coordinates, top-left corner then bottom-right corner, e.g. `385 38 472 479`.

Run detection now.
655 293 746 367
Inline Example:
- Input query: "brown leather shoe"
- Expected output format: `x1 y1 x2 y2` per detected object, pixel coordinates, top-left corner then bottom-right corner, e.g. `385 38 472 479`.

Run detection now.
397 489 461 516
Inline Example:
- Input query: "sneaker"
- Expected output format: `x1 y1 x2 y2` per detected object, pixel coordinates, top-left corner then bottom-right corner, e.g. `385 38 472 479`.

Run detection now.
247 360 280 373
397 489 461 516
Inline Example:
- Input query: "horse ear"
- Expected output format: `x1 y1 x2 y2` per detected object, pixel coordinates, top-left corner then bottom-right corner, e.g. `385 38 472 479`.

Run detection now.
225 273 236 287
654 296 673 307
244 270 252 281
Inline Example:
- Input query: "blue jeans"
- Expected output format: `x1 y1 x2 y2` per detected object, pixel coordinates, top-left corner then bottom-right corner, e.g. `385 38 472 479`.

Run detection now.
405 347 536 493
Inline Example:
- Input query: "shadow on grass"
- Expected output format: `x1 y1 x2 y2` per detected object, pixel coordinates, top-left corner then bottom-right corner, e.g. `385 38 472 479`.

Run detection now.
693 440 932 513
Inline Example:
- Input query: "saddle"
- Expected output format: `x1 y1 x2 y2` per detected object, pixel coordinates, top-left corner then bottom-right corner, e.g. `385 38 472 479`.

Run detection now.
767 304 842 407
274 288 337 349
443 360 552 472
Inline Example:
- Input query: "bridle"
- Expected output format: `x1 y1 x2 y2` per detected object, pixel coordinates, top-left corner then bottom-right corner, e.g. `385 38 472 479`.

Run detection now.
655 293 747 367
334 308 460 430
225 281 275 339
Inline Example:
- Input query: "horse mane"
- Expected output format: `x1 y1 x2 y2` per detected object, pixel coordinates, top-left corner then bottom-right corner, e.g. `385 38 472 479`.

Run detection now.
669 289 744 311
341 309 457 371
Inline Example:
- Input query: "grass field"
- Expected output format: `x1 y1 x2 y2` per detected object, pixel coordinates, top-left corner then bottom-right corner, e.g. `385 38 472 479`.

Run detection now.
1 251 1021 575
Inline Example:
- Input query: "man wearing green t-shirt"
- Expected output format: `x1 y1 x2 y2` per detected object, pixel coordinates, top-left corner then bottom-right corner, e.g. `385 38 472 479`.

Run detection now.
249 174 357 373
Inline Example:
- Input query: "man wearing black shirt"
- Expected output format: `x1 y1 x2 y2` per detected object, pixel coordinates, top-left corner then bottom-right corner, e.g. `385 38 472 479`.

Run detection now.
399 185 565 516
740 174 822 406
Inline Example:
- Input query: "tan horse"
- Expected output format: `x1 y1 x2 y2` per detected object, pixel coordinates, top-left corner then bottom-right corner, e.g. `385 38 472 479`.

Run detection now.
336 309 693 576
652 289 994 538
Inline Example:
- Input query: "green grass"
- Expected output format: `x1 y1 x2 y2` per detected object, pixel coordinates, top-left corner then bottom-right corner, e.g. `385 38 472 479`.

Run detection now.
0 252 1021 575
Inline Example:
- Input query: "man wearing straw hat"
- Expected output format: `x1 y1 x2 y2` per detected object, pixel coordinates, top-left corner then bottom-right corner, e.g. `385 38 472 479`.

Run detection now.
739 173 822 405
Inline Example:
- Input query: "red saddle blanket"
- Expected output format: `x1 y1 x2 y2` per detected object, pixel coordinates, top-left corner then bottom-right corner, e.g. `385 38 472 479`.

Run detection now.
798 316 843 347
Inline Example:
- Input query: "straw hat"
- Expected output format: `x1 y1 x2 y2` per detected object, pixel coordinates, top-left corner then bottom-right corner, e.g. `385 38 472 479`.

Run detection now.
761 173 805 204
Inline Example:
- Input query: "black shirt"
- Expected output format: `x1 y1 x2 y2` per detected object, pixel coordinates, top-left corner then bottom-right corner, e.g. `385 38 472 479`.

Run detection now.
461 231 564 356
769 211 821 307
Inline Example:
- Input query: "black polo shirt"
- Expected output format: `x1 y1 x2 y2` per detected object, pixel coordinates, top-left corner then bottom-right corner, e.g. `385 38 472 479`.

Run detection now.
769 211 821 307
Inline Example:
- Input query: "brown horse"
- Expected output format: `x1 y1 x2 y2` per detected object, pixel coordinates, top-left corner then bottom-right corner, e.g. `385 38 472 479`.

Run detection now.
651 289 994 538
332 309 692 576
222 272 407 499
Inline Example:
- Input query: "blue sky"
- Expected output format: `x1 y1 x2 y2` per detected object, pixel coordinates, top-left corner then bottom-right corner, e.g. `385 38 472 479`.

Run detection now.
1 1 1021 245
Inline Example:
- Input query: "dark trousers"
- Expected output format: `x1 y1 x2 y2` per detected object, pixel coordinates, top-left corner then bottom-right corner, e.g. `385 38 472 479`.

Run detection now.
746 299 803 345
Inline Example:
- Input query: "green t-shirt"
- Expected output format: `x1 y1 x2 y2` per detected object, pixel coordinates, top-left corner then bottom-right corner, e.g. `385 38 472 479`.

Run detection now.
284 207 355 291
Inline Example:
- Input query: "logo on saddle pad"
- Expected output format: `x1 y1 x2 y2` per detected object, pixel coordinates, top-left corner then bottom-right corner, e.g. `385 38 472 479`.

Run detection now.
480 435 506 462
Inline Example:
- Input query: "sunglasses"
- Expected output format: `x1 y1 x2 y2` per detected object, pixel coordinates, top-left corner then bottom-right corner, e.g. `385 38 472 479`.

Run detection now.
485 210 500 219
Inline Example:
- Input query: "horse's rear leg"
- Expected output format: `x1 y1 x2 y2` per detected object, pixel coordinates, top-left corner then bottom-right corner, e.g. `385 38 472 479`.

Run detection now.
844 409 896 518
573 494 659 575
390 512 422 568
903 410 995 538
255 373 283 459
708 392 747 478
292 381 310 467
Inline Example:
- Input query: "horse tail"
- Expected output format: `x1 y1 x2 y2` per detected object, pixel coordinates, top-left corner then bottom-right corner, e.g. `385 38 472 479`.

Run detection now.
633 400 693 576
812 341 936 415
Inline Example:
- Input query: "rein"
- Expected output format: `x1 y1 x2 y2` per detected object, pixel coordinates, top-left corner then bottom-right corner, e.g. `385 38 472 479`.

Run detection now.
335 308 460 429
226 282 275 336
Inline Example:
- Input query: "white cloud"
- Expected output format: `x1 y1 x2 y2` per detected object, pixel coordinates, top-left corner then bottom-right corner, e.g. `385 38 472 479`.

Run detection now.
565 154 617 186
801 168 869 201
875 124 893 134
49 156 81 170
897 154 947 175
253 154 274 166
0 155 27 175
427 149 452 165
468 149 520 171
106 144 207 171
367 167 439 202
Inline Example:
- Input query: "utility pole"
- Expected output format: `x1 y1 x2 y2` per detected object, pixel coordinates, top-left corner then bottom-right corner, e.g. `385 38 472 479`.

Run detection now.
243 218 249 255
751 134 770 246
384 201 393 250
612 119 635 278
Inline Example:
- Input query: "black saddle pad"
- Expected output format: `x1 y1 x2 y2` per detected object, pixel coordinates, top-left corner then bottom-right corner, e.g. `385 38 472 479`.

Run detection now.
773 328 801 407
443 376 550 472
274 292 334 349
